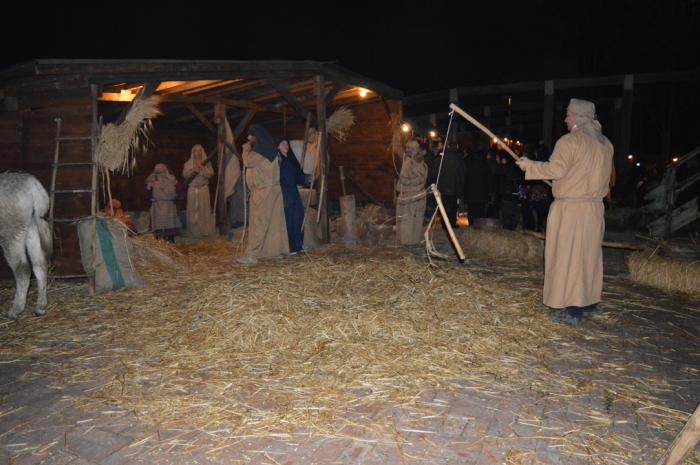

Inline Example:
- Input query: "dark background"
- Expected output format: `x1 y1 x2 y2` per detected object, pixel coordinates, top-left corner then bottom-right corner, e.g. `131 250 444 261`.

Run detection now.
3 0 700 161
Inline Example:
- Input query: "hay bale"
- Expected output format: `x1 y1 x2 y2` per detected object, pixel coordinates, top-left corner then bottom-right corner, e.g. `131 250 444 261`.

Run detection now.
459 228 544 262
627 249 700 297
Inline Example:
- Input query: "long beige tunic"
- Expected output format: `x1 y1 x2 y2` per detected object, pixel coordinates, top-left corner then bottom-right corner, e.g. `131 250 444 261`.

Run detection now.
396 156 428 246
525 129 614 308
183 161 215 238
242 149 289 258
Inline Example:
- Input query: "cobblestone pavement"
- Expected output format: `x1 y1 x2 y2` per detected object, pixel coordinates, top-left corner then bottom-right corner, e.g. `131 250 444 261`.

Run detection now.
1 230 700 464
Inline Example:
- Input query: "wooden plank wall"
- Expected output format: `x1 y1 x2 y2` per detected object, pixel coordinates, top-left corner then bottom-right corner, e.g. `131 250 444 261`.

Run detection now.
0 87 94 280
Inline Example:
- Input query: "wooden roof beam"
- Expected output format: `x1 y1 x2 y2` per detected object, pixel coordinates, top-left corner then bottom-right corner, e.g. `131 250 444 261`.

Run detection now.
157 94 281 113
325 82 343 107
197 78 268 97
266 77 312 121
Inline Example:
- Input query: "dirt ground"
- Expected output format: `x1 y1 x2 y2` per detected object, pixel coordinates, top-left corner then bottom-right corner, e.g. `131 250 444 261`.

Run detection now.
1 225 700 464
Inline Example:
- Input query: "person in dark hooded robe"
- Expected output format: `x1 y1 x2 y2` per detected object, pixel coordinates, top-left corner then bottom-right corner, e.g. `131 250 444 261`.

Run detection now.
277 138 311 254
237 124 289 264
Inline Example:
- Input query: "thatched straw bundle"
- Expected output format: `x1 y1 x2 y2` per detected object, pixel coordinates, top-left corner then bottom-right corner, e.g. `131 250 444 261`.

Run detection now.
327 106 355 143
459 228 544 263
627 249 700 297
97 96 161 173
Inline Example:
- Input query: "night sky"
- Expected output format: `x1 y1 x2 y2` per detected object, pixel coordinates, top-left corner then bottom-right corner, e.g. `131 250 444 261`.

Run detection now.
3 0 699 156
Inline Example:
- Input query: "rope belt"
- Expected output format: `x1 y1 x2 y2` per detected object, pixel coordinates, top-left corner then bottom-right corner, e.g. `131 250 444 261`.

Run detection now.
555 197 602 203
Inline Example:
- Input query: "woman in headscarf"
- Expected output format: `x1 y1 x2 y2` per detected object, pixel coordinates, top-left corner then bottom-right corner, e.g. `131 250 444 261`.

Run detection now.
146 163 181 242
237 124 289 264
277 138 310 254
182 144 215 239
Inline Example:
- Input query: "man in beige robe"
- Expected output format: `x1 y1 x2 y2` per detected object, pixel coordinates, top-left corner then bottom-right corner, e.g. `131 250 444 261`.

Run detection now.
396 141 428 248
516 99 614 326
237 124 289 264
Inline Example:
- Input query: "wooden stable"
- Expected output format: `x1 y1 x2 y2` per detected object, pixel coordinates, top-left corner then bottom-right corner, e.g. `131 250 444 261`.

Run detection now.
0 60 404 279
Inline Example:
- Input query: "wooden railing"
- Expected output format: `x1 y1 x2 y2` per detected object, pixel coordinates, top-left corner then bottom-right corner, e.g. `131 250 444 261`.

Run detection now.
662 146 700 239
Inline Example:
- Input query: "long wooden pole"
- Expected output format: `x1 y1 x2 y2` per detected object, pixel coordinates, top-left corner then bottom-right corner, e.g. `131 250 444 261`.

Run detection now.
300 112 311 170
433 188 465 261
518 229 648 251
450 103 552 187
656 403 700 465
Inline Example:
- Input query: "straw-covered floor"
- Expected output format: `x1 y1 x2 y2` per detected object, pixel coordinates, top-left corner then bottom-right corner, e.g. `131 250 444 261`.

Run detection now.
0 237 698 462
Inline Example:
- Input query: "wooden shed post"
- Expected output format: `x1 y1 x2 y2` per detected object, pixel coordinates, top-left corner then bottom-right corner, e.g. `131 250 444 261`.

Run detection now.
90 84 100 294
542 80 554 150
449 89 459 143
618 74 634 189
315 75 329 242
216 101 227 236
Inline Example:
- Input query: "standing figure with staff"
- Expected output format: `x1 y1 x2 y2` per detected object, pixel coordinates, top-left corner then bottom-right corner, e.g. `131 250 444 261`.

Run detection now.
515 99 614 326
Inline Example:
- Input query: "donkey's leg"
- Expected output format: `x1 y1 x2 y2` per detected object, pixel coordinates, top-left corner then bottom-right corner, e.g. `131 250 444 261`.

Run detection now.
26 224 48 316
5 240 31 319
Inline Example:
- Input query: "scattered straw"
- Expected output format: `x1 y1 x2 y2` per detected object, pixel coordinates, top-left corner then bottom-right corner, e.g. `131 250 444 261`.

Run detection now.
97 96 161 174
0 238 696 461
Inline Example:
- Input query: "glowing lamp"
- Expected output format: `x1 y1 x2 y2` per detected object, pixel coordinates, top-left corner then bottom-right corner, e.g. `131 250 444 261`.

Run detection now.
636 162 641 167
628 154 633 159
673 157 679 163
402 124 410 132
359 88 368 97
429 131 436 137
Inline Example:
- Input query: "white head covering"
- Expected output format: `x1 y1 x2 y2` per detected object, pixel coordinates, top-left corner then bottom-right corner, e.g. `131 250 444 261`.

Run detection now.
146 163 176 190
567 99 605 145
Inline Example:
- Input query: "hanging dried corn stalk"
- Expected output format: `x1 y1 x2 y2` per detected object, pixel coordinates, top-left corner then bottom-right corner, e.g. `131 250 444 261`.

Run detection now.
327 106 355 143
96 96 161 174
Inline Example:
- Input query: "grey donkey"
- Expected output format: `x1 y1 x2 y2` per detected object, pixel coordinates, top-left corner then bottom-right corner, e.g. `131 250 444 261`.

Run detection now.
0 171 53 319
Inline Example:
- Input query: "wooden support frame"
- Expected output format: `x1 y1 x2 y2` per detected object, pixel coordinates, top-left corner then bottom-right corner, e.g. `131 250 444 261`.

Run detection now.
315 75 329 242
184 103 243 161
325 82 343 107
216 101 227 236
267 77 313 122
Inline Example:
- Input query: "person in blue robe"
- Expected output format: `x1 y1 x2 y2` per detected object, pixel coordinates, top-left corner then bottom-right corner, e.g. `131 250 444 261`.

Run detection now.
277 138 311 254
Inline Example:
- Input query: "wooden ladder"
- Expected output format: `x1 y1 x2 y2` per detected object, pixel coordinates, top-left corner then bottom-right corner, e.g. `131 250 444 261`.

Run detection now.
48 117 100 291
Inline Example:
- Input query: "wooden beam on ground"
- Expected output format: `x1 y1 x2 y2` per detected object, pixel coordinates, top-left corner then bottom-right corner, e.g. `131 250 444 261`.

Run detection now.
656 403 700 465
519 230 648 250
267 77 313 121
115 81 160 124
